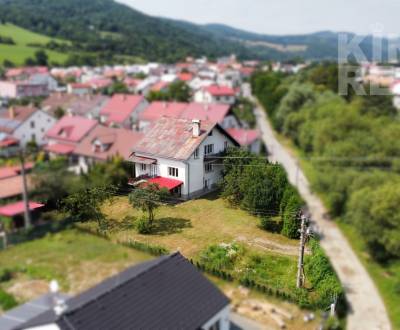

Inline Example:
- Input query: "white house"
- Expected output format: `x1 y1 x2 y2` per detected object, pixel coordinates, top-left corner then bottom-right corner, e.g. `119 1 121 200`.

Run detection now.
130 117 239 199
0 106 56 147
194 85 236 105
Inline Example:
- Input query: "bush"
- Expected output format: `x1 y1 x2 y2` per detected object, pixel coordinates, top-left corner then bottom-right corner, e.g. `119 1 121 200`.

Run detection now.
0 269 13 283
200 243 243 270
281 190 303 239
0 288 18 310
135 216 152 234
120 239 169 256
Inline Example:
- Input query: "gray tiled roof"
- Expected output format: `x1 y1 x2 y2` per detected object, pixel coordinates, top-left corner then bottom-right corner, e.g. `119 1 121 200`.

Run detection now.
19 253 229 330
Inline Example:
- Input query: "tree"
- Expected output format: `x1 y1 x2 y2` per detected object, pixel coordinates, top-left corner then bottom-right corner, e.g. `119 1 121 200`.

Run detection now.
281 190 304 239
2 59 14 68
34 50 48 66
128 184 169 233
62 186 115 231
54 107 65 119
347 183 400 262
106 81 128 95
168 81 191 102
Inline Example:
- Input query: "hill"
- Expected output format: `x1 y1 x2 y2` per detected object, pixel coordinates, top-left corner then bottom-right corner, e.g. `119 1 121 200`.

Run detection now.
0 23 69 66
0 0 251 65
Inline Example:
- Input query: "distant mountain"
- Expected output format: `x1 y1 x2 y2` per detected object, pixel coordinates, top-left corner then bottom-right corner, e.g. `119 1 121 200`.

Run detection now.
0 0 388 64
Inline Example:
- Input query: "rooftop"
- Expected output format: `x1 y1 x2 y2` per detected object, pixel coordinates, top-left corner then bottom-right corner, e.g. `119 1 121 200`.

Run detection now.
227 128 260 146
0 201 44 217
181 103 231 124
206 85 236 96
20 253 229 330
138 101 187 122
46 116 97 143
74 126 143 161
100 94 145 124
0 107 37 134
133 117 216 160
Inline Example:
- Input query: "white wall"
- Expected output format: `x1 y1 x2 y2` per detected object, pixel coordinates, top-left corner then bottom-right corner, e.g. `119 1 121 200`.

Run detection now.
14 110 56 147
201 305 230 330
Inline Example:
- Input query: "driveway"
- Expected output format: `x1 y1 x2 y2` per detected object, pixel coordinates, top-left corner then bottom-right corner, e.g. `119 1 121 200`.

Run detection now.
246 84 391 330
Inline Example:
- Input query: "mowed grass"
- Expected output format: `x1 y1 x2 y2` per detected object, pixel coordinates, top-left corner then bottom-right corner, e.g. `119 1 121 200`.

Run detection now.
0 229 152 296
97 194 299 259
0 23 69 65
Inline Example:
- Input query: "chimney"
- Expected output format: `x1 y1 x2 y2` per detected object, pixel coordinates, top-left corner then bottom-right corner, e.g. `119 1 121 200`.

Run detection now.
192 119 201 137
49 280 68 316
8 107 15 119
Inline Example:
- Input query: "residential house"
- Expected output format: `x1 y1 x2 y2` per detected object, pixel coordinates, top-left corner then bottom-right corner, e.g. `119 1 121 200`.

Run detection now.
137 101 188 131
15 253 230 330
194 85 236 105
0 106 56 147
42 93 109 119
0 201 44 229
99 94 148 129
0 80 49 99
227 128 262 154
44 116 97 168
0 162 34 202
74 126 143 173
0 133 19 157
131 117 239 199
67 83 92 95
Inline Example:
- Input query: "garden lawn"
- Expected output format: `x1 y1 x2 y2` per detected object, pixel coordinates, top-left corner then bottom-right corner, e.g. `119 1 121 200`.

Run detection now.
0 229 152 297
0 23 69 65
98 194 299 259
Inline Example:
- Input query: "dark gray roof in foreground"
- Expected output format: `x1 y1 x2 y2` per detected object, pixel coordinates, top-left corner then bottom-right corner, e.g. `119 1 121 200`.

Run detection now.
0 293 69 330
19 252 229 330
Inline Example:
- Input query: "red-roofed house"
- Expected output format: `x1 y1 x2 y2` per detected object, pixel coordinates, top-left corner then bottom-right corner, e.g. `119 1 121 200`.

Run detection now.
74 125 143 173
130 117 239 199
67 83 92 96
0 201 44 229
45 116 97 164
99 94 148 129
227 128 262 154
137 102 187 131
0 80 49 99
178 72 194 82
194 85 236 105
180 103 239 130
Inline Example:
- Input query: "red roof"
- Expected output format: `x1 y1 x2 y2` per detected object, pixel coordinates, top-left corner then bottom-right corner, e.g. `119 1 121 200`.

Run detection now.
151 81 170 92
100 94 145 124
178 73 194 82
181 103 230 124
46 116 97 143
0 201 44 217
226 128 260 146
89 78 113 89
45 143 75 155
139 102 187 122
205 85 236 97
70 83 91 89
0 136 19 148
147 177 183 191
0 162 34 180
6 66 48 78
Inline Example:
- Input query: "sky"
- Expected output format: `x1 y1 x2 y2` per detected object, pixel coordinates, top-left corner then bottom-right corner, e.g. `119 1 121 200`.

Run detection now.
117 0 400 36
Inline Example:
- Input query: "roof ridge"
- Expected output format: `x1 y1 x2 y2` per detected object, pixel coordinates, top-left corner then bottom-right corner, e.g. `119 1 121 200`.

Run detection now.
62 252 182 316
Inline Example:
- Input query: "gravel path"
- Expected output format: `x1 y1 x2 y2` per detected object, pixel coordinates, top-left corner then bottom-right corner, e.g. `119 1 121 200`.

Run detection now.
244 83 391 330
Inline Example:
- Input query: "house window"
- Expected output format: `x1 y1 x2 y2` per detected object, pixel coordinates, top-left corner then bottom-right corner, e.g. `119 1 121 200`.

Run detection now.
193 148 199 159
168 167 179 177
208 130 213 136
224 141 228 150
204 144 214 155
205 162 213 173
30 121 35 128
141 164 147 171
31 134 36 142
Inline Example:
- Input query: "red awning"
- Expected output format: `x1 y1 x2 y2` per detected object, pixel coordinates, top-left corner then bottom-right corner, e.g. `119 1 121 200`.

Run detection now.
0 201 44 217
45 143 75 155
147 177 183 191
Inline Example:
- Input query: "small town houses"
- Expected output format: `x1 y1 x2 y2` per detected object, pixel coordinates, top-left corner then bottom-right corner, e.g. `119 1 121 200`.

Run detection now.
0 57 264 201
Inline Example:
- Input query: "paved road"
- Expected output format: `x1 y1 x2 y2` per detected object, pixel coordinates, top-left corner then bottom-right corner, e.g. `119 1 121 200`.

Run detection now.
244 84 391 330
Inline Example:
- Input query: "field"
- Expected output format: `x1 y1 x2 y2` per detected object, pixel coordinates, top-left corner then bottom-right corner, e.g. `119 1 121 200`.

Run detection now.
96 193 300 259
0 23 69 65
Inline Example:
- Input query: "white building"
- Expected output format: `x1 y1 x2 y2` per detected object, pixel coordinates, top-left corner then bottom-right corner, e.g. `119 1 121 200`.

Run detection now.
194 85 236 105
130 117 239 199
0 106 56 147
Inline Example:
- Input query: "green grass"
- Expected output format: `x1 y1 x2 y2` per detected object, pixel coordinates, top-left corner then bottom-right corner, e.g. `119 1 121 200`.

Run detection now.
0 229 152 295
0 23 69 65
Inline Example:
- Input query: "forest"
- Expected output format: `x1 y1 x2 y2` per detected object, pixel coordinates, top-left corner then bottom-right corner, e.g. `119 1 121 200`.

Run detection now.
251 64 400 264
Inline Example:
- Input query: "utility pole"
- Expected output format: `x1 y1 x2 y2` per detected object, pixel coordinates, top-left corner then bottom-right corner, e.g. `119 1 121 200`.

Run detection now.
296 214 308 288
19 149 32 229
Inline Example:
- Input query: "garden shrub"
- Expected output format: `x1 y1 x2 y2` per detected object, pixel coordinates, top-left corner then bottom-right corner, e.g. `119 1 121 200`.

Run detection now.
0 288 18 310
